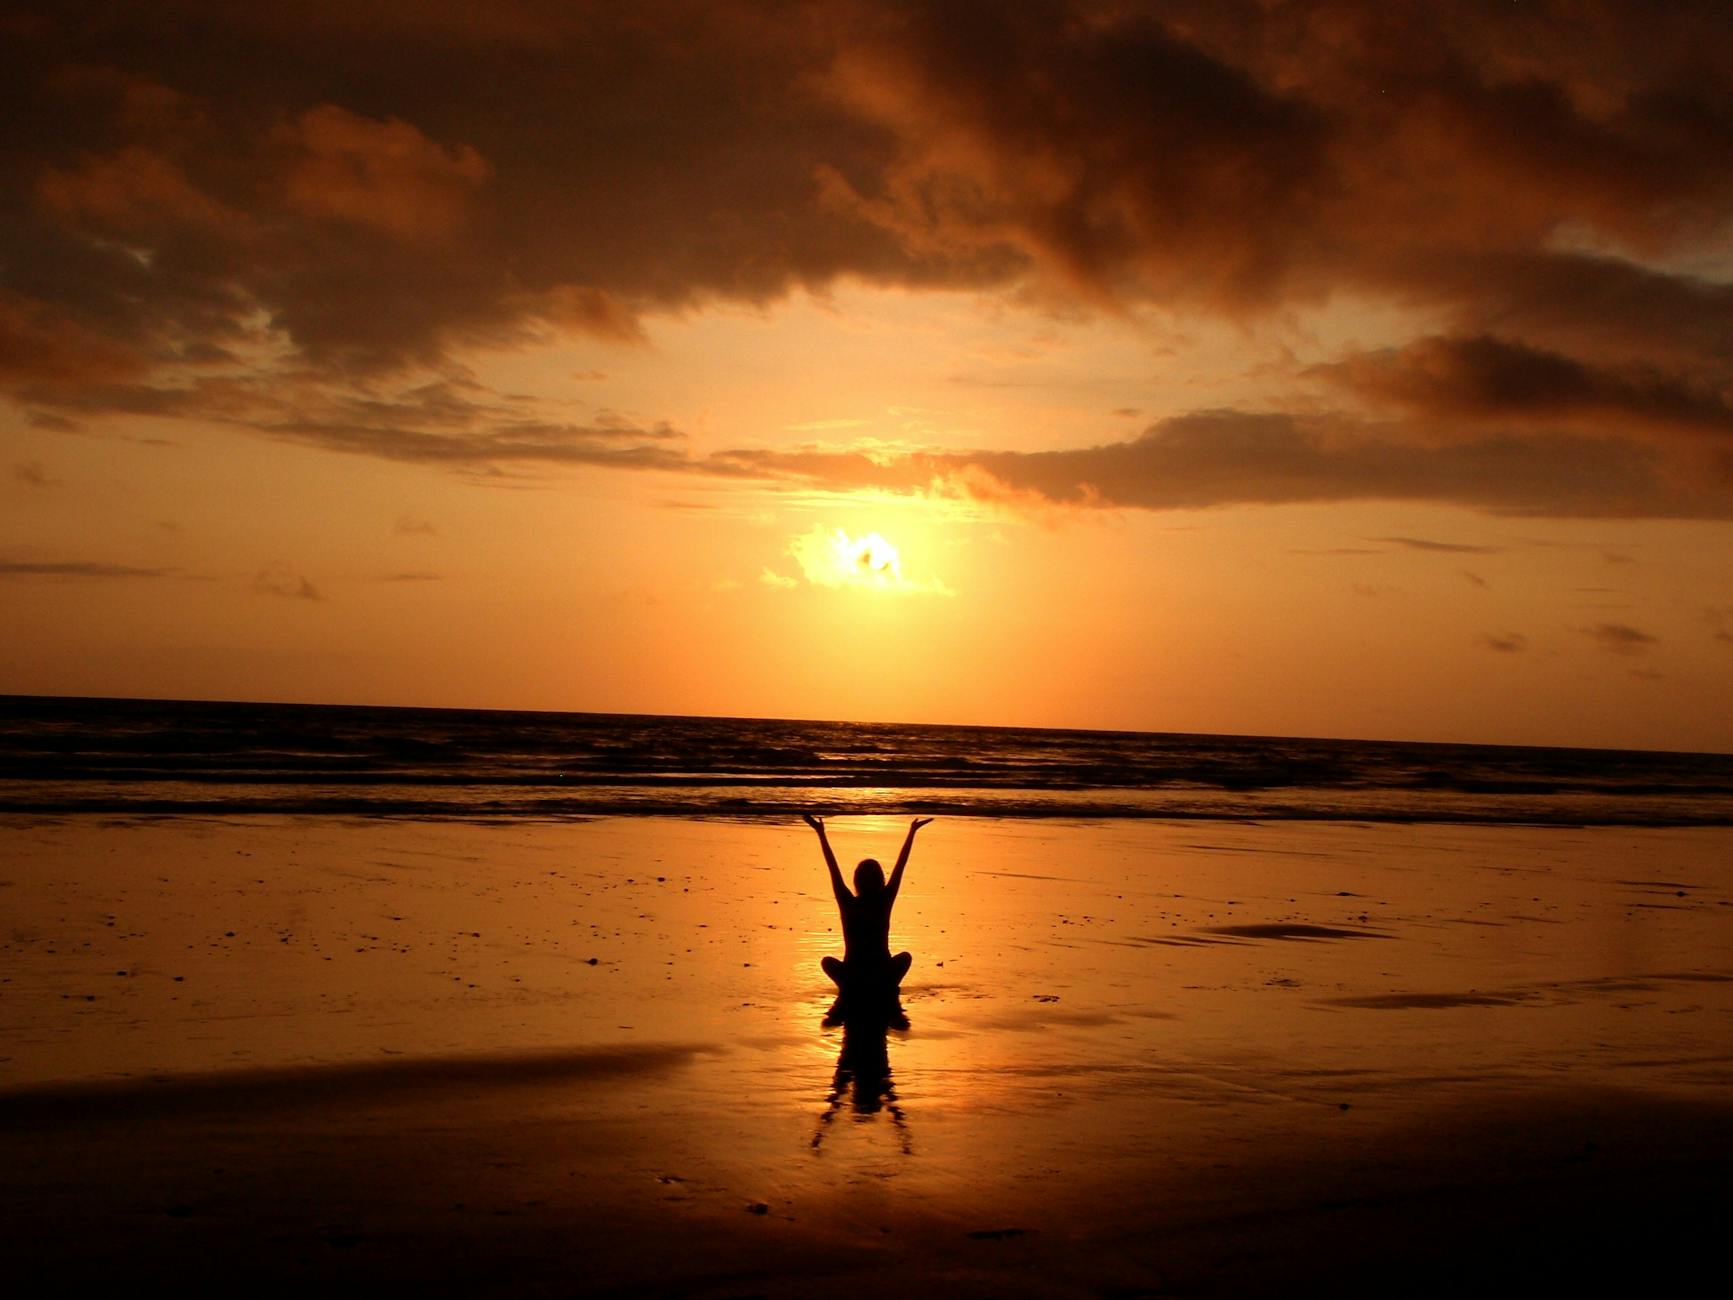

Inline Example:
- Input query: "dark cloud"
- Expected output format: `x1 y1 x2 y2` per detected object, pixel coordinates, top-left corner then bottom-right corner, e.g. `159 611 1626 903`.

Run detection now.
379 571 440 582
12 460 55 487
1404 251 1733 372
714 411 1733 519
393 515 437 536
0 559 175 578
1322 335 1733 440
817 1 1733 372
0 2 930 385
1463 571 1488 588
1583 622 1658 654
1 1 1729 516
820 0 1331 307
2 2 1727 370
1480 633 1527 653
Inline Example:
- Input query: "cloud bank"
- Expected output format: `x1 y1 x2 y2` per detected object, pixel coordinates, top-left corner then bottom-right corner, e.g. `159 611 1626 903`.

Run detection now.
714 410 1733 519
2 1 1729 517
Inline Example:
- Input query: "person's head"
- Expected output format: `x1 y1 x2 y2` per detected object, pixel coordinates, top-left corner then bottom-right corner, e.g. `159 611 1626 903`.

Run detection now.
854 858 885 896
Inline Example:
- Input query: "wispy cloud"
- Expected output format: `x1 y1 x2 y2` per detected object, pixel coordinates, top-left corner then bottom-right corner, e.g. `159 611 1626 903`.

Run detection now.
1371 537 1505 555
0 559 176 579
1701 607 1733 645
253 562 324 601
1480 633 1527 653
12 461 56 488
1582 622 1657 655
22 371 701 478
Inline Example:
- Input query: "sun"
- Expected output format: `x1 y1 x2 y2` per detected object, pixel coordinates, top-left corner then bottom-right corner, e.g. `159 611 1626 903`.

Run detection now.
833 530 902 586
776 523 949 596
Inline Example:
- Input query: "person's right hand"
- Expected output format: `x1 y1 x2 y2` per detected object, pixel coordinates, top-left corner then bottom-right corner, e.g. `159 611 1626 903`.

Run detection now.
802 813 825 832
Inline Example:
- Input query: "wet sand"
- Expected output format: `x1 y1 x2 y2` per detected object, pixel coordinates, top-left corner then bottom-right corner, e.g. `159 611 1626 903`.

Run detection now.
4 814 1731 1295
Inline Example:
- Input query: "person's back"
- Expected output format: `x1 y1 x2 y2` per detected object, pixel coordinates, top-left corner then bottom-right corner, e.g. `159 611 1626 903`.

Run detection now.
837 861 893 968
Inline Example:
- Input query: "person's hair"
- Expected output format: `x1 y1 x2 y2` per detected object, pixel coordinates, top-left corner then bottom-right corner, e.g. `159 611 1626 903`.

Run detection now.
854 858 885 894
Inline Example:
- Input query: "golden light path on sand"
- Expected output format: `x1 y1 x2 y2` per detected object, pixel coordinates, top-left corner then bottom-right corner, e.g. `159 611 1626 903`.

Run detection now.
5 812 1731 1293
8 814 1728 1105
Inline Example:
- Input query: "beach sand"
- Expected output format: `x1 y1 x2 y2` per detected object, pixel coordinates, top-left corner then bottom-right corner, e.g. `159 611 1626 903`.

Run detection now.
4 813 1731 1295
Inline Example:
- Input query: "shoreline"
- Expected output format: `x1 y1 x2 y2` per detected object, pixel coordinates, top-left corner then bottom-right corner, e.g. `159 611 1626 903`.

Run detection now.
9 803 1733 827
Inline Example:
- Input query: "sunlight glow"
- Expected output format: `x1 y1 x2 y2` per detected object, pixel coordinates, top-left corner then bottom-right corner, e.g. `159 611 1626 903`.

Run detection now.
779 525 950 596
838 530 902 584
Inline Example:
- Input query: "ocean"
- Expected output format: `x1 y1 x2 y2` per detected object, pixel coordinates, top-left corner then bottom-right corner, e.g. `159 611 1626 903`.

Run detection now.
3 694 1731 825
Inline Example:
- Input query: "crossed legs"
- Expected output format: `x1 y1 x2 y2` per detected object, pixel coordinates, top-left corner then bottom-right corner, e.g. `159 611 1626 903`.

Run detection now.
822 951 912 988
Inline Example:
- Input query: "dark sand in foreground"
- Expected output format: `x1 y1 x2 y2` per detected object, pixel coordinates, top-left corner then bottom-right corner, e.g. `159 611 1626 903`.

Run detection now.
4 815 1731 1295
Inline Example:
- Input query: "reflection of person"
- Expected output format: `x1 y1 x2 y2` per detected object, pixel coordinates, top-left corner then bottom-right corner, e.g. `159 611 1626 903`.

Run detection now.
804 814 931 996
812 1015 911 1153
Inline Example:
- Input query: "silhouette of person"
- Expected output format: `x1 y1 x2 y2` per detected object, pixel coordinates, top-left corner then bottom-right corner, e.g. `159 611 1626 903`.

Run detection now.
804 814 931 1007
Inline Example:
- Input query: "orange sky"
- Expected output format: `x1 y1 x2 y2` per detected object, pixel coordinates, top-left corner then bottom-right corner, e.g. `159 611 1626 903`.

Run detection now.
3 1 1731 750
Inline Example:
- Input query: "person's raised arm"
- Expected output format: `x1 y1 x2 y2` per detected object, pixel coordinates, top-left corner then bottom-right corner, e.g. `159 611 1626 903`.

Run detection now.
886 817 932 905
804 813 848 906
